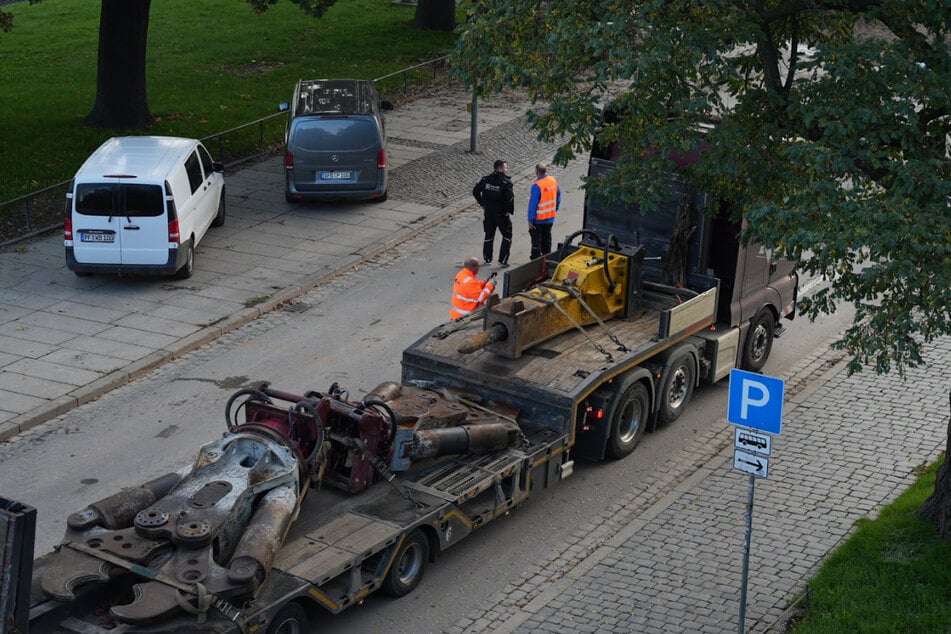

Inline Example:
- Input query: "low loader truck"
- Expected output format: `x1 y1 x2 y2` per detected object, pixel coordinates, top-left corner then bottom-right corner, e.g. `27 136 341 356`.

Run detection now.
1 164 796 634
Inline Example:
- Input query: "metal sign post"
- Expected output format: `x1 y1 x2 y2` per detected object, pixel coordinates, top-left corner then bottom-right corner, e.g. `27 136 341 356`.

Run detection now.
727 369 784 634
738 472 755 633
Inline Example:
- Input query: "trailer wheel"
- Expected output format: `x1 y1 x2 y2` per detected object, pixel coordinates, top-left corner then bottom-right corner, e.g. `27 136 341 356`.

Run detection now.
606 382 649 459
266 602 308 634
742 309 774 371
659 351 695 424
382 529 428 597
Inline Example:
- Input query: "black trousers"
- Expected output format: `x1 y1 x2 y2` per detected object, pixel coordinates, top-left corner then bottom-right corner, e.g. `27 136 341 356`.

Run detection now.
483 211 513 263
529 222 553 260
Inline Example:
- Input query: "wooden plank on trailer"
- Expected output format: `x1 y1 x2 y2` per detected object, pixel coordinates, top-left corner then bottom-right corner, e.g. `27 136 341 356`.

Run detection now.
305 512 373 545
283 544 358 584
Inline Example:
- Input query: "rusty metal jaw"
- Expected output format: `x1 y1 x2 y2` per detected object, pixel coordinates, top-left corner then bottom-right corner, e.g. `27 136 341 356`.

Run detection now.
40 432 303 625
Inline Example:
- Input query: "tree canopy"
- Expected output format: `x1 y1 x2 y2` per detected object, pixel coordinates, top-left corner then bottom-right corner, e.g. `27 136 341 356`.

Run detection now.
451 0 951 376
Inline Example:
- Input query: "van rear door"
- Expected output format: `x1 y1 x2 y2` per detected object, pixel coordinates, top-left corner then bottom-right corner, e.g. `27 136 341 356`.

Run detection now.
114 183 168 265
290 117 380 193
72 183 122 265
72 182 167 266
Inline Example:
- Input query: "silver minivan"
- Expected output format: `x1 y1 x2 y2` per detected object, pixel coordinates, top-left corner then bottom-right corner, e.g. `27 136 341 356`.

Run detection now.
65 136 225 279
281 79 392 203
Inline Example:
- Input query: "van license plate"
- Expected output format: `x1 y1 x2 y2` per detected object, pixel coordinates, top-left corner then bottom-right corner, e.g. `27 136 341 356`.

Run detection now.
80 231 115 243
320 171 352 180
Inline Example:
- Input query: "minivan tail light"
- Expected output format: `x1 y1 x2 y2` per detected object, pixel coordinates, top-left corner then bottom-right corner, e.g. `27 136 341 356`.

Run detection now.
377 149 387 169
285 150 295 170
64 216 73 240
168 219 180 243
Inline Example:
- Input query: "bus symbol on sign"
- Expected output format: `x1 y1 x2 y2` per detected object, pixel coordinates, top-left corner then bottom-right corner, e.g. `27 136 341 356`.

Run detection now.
734 429 771 456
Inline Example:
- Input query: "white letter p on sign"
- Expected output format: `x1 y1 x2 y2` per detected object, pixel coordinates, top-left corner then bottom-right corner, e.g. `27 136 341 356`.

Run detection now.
740 379 770 419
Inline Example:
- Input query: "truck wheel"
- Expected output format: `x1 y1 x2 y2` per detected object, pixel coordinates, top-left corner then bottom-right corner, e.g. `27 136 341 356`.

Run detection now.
659 351 695 424
382 529 428 597
606 382 649 459
266 602 308 634
175 240 194 280
742 309 775 371
211 189 226 227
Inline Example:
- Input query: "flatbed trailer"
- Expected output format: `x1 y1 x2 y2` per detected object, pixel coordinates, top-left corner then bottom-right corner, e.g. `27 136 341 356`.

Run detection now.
20 417 566 634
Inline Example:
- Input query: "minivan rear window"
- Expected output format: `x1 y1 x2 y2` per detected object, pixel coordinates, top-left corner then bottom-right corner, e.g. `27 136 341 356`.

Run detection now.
293 119 377 152
75 183 165 217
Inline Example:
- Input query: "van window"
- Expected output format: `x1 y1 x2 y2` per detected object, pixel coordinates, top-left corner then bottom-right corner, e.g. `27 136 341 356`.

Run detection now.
75 183 164 217
75 185 115 215
197 144 215 178
294 119 377 151
184 151 203 194
124 184 165 217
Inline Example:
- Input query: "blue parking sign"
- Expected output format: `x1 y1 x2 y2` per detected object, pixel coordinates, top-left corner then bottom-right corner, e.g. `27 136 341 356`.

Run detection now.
728 369 784 435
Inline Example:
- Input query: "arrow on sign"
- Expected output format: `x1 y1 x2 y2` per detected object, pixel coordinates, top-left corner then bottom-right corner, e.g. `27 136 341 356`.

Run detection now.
738 455 764 472
733 449 769 478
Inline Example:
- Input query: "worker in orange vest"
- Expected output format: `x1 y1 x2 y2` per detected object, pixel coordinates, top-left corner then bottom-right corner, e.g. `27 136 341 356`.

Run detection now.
450 257 497 319
527 162 561 260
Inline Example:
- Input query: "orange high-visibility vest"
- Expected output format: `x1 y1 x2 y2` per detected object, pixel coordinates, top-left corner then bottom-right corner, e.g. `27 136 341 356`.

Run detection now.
450 269 495 319
533 175 559 222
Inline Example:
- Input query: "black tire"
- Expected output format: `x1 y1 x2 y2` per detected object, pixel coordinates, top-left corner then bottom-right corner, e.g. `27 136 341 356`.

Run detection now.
375 189 388 202
73 270 92 277
381 529 428 597
266 602 308 634
211 189 226 227
175 240 194 280
659 350 695 424
285 191 298 203
606 382 649 459
742 309 775 371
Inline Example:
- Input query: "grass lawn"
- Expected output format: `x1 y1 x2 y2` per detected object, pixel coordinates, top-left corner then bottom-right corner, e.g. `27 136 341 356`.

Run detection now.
792 455 951 633
0 0 457 206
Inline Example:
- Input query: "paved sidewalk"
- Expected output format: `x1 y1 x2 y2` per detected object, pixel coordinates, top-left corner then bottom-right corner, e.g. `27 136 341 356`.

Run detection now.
0 83 560 441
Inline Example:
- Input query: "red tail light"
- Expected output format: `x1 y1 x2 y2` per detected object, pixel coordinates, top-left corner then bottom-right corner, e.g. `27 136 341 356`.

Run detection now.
284 150 295 170
64 216 73 240
168 219 180 243
377 149 387 169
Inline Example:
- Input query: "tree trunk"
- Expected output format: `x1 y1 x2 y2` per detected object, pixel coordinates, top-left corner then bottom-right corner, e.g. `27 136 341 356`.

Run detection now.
84 0 152 129
917 389 951 540
414 0 455 31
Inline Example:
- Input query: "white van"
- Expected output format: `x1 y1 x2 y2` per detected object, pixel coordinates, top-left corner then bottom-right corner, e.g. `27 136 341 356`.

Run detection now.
64 136 225 279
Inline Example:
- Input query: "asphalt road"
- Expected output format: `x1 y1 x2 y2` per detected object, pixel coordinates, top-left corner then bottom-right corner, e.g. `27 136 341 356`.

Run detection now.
0 156 855 632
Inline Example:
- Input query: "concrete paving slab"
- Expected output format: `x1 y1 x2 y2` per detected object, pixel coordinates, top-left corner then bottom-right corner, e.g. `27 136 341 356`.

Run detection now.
94 325 181 350
0 388 48 414
39 348 129 374
0 322 78 345
4 358 101 386
112 313 201 338
15 311 112 336
0 371 74 399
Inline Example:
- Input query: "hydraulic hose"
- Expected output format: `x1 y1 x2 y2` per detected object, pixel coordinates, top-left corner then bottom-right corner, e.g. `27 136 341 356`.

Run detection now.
225 388 273 432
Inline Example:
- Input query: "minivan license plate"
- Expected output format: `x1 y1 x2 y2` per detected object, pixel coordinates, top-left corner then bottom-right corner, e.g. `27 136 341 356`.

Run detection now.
80 231 115 243
320 171 352 180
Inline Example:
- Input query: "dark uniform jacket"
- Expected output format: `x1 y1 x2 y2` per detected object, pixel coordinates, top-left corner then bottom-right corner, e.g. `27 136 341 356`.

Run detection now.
473 171 515 216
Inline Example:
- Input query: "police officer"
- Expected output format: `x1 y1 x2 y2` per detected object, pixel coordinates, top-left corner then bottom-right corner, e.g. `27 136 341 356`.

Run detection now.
472 160 515 267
